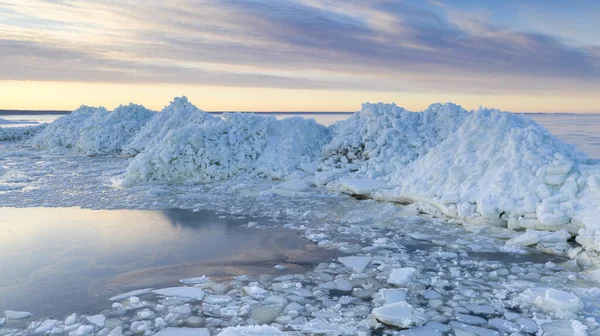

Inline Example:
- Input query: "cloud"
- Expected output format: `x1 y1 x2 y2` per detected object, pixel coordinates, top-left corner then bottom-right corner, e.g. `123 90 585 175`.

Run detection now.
0 0 598 94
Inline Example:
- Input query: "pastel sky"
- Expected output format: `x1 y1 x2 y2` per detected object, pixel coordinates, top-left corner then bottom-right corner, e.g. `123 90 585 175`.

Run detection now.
1 0 599 112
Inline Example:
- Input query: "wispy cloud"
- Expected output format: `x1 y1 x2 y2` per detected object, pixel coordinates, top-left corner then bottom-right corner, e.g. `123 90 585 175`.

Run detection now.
1 0 599 94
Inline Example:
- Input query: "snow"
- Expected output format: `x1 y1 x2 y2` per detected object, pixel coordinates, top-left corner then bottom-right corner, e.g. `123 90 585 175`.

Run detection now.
154 327 210 336
152 287 206 301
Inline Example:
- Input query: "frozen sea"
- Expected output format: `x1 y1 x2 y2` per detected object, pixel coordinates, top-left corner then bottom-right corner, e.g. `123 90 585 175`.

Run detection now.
1 111 600 335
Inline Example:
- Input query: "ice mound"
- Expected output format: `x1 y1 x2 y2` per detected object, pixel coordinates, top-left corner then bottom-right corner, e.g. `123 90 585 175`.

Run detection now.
123 112 330 184
322 103 468 178
0 124 46 141
28 104 155 155
385 107 588 230
29 106 103 149
76 103 155 155
121 96 217 156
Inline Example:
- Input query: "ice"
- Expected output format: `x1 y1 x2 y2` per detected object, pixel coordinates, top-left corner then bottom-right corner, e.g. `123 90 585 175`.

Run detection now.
12 97 600 256
122 96 216 156
372 302 417 328
85 314 105 327
0 124 46 141
124 110 329 184
4 310 31 319
387 267 417 287
338 256 372 273
379 289 407 304
250 304 283 323
243 286 269 300
179 276 208 284
75 104 155 155
535 288 581 313
270 178 310 194
34 319 59 333
217 325 285 336
153 327 210 336
152 287 206 301
109 288 152 301
29 106 103 149
72 325 94 336
449 322 500 336
541 320 588 336
335 178 389 195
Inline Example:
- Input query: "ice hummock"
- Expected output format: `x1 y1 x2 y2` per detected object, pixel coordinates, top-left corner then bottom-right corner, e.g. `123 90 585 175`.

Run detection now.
28 104 155 155
124 111 330 183
121 97 216 156
16 97 600 260
0 124 46 141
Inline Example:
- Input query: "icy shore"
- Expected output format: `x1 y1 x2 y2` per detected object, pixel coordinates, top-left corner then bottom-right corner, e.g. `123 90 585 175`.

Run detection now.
2 136 600 335
17 97 600 262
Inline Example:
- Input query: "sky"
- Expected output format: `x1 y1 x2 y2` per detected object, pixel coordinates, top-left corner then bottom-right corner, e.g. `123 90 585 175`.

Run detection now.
0 0 599 112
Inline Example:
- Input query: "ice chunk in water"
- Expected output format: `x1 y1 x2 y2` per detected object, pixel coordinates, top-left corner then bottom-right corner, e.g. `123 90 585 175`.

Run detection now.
179 276 208 284
338 256 372 273
217 325 285 336
535 288 581 313
380 289 407 304
85 315 105 327
154 327 210 336
387 268 417 287
152 287 206 300
4 310 31 320
109 288 152 301
271 179 310 193
372 302 416 328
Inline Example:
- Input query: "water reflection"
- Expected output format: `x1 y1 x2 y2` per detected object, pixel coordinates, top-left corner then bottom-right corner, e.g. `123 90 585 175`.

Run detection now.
0 207 339 319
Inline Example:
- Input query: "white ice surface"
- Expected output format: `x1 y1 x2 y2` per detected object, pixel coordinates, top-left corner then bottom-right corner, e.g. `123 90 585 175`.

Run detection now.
153 327 210 336
108 288 152 301
217 325 285 336
4 310 31 319
152 287 206 301
372 302 416 328
338 256 372 273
